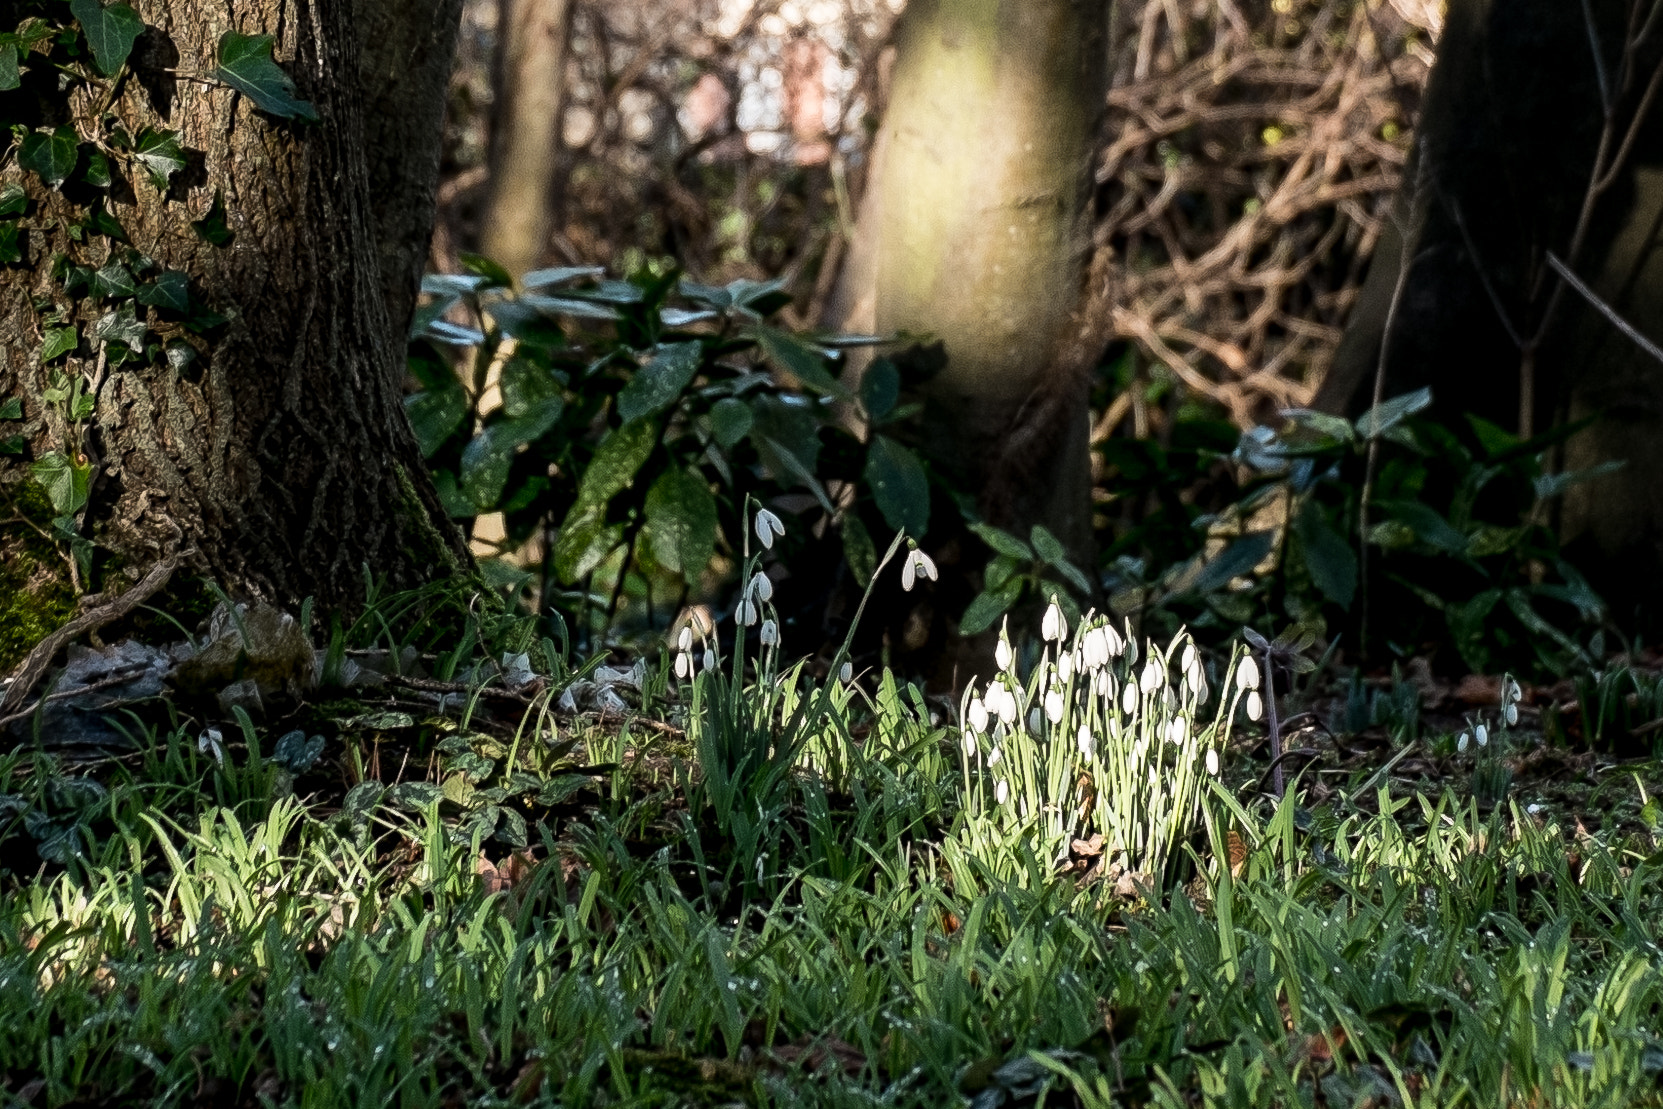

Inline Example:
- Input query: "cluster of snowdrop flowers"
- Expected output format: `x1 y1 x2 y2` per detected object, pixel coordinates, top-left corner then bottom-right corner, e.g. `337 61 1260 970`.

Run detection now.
1456 673 1522 754
951 600 1254 883
671 621 719 680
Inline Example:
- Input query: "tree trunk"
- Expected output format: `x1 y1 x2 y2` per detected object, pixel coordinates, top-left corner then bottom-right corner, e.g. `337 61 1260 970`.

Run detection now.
481 0 573 278
839 0 1109 558
1317 0 1663 625
0 0 469 663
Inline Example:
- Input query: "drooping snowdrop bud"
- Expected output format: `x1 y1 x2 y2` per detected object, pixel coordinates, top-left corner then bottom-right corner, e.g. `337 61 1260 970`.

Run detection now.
749 571 773 603
1042 601 1065 642
1168 717 1189 745
901 546 938 592
963 728 978 755
995 636 1013 673
1506 703 1519 726
968 698 989 734
1457 731 1469 753
737 598 759 627
1140 659 1163 694
759 619 779 647
754 507 785 549
1121 682 1138 716
1238 656 1261 691
1028 706 1043 734
1095 670 1114 699
1045 689 1065 724
1246 690 1264 721
995 779 1009 805
1182 643 1197 672
1058 650 1074 683
1506 678 1523 706
1077 725 1095 760
702 647 717 672
1475 723 1488 748
678 626 693 653
1185 663 1204 696
1206 748 1220 777
991 681 1018 725
987 746 1003 767
1105 624 1125 657
839 660 853 683
675 652 692 679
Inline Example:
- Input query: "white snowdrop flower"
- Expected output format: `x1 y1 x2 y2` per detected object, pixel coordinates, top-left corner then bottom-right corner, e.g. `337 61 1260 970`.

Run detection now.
702 647 717 672
199 728 226 765
1527 803 1543 815
759 619 779 647
749 571 773 603
1042 601 1065 642
901 547 937 592
1121 681 1138 716
995 779 1009 806
995 636 1013 672
1096 671 1115 700
967 697 989 734
1028 706 1043 734
1238 656 1261 691
839 660 853 683
1246 690 1264 721
963 727 978 755
1456 731 1470 753
1045 688 1065 724
991 682 1018 725
674 652 692 679
1506 703 1519 726
987 746 1003 767
678 626 693 652
1168 717 1188 745
1081 628 1104 669
1206 748 1220 776
1475 723 1488 748
754 507 785 549
1182 643 1197 672
1185 663 1204 696
1057 650 1074 683
1140 659 1163 694
1077 725 1094 760
736 598 759 626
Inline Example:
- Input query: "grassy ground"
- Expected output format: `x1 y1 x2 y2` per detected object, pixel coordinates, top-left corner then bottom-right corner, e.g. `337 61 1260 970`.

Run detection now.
2 596 1661 1107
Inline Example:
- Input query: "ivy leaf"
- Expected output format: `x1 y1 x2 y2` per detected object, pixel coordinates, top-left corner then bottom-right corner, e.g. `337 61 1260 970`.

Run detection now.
0 223 19 265
864 435 929 538
91 261 134 299
0 184 26 218
0 397 21 420
192 190 233 245
0 43 19 91
91 303 147 351
213 32 318 122
709 397 753 449
616 341 702 424
70 0 143 75
19 127 78 189
85 200 127 242
135 270 189 311
132 128 186 190
31 450 91 516
644 466 717 576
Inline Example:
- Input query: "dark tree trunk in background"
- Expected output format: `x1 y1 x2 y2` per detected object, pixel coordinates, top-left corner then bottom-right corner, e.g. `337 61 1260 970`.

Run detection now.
482 0 573 277
1319 0 1663 625
0 0 469 644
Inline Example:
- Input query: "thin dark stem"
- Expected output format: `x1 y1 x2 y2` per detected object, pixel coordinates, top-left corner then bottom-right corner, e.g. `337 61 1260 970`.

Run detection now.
1264 645 1285 800
1546 251 1663 367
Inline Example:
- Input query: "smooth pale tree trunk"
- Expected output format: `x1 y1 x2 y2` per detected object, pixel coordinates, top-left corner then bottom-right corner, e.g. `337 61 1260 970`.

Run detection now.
838 0 1109 559
1317 0 1663 624
481 0 573 278
0 0 469 659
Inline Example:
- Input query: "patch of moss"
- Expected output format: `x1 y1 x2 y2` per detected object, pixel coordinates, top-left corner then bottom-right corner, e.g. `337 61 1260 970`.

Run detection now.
0 481 79 671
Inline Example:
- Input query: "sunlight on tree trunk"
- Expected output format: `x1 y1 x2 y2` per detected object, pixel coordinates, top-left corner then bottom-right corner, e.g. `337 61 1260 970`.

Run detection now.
482 0 573 278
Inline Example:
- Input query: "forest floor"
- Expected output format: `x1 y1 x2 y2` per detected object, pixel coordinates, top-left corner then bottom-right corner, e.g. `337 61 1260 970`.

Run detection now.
1 591 1661 1108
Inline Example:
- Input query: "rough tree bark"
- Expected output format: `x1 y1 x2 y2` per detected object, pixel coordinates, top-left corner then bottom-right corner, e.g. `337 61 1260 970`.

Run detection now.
481 0 572 278
0 0 469 664
830 0 1110 560
1317 0 1663 624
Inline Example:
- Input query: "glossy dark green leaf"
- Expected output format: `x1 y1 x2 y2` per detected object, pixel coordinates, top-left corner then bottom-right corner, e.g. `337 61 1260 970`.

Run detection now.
404 387 468 458
0 184 25 218
551 502 623 583
1385 500 1468 553
841 513 876 587
19 127 77 189
616 340 701 424
1291 497 1356 608
1184 530 1275 596
459 426 516 509
1356 387 1432 439
959 579 1023 636
0 223 19 265
90 261 134 299
213 32 318 121
521 265 603 289
31 450 91 516
192 191 233 245
864 435 929 538
91 303 146 350
457 252 512 288
136 270 189 312
271 731 324 773
0 43 19 91
752 325 846 397
709 397 752 449
70 0 143 75
500 359 564 420
750 395 820 488
859 359 900 421
82 151 111 187
86 200 127 241
132 128 186 189
578 417 656 505
0 397 22 420
970 522 1034 562
390 781 444 810
645 466 717 576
